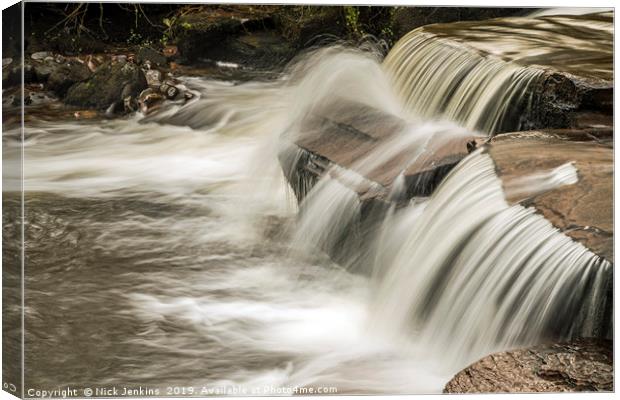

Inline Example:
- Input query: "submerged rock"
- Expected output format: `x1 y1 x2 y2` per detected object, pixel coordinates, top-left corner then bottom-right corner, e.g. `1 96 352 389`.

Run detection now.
444 338 613 393
64 61 147 110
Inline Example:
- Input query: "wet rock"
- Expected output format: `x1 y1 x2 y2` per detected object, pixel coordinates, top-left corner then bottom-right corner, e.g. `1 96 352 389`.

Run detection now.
390 7 531 38
444 338 613 393
64 61 147 110
163 45 179 59
137 88 165 115
111 54 128 64
281 101 482 203
174 8 293 67
37 60 91 97
144 69 162 87
2 84 57 108
159 80 180 100
488 130 613 263
2 62 36 87
136 46 167 67
30 51 53 60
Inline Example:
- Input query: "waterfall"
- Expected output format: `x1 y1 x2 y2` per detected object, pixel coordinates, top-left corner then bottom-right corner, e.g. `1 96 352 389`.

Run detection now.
8 13 611 390
291 148 611 367
383 11 612 134
383 32 544 134
368 150 611 365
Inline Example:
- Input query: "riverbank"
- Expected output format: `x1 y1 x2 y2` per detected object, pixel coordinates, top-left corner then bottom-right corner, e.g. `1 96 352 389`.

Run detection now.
3 5 533 119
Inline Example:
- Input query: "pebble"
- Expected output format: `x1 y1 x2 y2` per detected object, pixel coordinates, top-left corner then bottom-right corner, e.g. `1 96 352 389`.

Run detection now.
31 51 53 60
145 69 162 87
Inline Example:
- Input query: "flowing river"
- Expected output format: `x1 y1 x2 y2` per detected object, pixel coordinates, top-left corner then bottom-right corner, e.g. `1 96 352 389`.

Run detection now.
2 10 612 396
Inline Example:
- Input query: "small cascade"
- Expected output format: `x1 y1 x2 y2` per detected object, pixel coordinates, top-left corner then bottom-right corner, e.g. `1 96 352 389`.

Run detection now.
368 150 611 365
383 11 613 134
383 32 544 134
289 142 611 368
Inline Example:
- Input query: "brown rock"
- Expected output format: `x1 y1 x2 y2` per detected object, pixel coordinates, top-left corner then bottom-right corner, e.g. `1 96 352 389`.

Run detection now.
444 338 613 393
488 129 613 263
284 101 483 202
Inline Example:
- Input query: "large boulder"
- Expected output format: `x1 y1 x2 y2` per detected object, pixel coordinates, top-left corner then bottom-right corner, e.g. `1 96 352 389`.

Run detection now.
173 6 294 66
444 338 613 393
64 61 147 110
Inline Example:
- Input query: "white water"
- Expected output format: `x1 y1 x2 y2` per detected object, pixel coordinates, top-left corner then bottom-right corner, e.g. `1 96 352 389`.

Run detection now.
384 10 613 134
384 31 544 134
4 30 611 394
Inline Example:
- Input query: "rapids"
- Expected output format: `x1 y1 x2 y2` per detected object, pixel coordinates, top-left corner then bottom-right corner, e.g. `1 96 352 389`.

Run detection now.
2 11 612 396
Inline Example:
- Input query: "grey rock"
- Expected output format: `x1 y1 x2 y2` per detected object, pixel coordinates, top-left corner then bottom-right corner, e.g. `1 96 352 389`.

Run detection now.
33 60 91 96
145 69 162 87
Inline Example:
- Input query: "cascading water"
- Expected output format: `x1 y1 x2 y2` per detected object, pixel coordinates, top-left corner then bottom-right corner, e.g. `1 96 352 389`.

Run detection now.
368 150 610 366
3 10 612 395
383 33 544 133
383 11 613 134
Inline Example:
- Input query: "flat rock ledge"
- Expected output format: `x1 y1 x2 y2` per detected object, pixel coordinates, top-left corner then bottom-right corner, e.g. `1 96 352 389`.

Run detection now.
489 129 613 263
444 338 613 393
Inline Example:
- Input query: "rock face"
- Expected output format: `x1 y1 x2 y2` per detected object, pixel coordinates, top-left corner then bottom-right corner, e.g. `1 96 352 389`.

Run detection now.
65 61 147 110
489 129 613 264
444 338 613 393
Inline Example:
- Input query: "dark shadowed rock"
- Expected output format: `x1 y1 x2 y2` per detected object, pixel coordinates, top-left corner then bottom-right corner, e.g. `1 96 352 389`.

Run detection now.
2 62 35 87
488 129 613 263
444 338 613 393
136 46 167 67
64 62 147 110
42 60 91 97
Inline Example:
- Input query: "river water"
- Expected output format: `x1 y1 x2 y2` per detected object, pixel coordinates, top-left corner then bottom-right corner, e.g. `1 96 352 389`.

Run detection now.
2 10 612 396
4 50 458 394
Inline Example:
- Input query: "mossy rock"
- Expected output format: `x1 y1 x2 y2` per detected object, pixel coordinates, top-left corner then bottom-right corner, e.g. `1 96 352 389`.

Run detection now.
65 62 147 109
